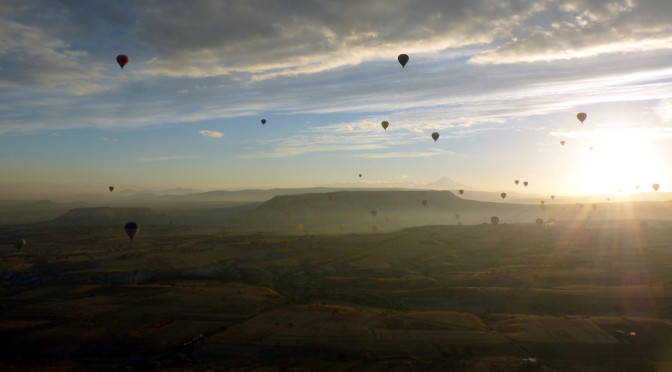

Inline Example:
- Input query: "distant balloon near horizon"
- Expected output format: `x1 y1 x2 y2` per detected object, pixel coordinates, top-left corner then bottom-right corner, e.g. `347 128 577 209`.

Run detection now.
458 189 464 195
297 223 303 231
500 193 506 200
358 173 362 178
551 195 555 200
523 181 528 187
109 186 114 192
536 218 543 226
385 216 390 223
397 54 409 68
124 222 139 240
540 200 545 204
560 140 565 146
261 119 266 125
381 121 389 130
422 199 427 207
577 112 587 123
14 239 26 250
490 216 499 225
636 185 640 190
589 146 593 151
653 183 660 191
370 210 377 218
514 180 519 185
116 54 129 69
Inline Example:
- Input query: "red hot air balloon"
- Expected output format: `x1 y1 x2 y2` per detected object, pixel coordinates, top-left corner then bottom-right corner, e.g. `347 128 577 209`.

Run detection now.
398 54 409 68
116 55 129 69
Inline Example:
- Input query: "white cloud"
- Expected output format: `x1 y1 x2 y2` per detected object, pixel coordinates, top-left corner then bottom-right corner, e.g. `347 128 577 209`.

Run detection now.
199 129 223 138
355 149 448 159
135 156 199 162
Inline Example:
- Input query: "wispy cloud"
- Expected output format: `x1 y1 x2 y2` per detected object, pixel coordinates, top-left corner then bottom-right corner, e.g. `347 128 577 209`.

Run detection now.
355 148 448 159
198 129 223 138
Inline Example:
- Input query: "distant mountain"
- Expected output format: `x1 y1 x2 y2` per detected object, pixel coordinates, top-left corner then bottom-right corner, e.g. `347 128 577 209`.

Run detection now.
51 207 171 227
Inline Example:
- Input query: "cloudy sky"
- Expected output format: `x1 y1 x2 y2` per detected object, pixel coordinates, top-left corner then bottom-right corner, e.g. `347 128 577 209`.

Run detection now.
2 0 672 198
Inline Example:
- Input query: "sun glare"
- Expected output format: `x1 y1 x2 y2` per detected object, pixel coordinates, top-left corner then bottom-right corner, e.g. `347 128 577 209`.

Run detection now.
577 129 663 195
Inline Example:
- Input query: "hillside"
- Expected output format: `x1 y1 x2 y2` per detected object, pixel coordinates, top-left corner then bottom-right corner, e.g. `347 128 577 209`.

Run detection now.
50 207 171 227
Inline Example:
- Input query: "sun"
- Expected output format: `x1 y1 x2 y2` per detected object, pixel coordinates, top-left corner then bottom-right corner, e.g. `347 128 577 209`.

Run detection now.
577 129 663 195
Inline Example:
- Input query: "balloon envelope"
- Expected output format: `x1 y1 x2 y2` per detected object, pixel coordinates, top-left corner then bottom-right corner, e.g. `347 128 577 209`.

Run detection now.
653 183 660 191
577 113 587 123
370 210 377 218
551 195 555 199
500 193 506 199
458 189 464 195
14 239 26 250
422 199 427 207
109 186 114 192
124 222 139 240
490 216 499 225
381 121 389 130
523 181 528 187
560 141 565 146
431 132 439 142
116 54 129 69
397 54 409 67
515 180 519 185
261 119 266 125
536 218 543 225
359 173 362 178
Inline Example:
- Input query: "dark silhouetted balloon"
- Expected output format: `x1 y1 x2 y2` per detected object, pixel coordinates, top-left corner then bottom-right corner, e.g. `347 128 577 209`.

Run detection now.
523 181 528 187
490 216 499 225
500 192 507 199
359 173 362 178
536 218 543 226
371 210 377 218
125 222 139 240
431 132 439 142
422 199 427 207
116 54 129 69
381 121 389 130
577 113 587 123
653 183 660 191
261 119 266 125
458 189 464 195
109 186 114 192
515 180 519 185
14 239 26 250
398 54 409 68
560 141 565 146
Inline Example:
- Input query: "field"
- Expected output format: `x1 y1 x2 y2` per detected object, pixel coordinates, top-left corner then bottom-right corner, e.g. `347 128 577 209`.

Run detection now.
3 221 672 371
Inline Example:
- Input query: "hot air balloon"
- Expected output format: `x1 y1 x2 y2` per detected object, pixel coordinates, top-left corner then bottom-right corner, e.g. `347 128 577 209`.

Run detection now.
455 213 460 220
328 194 333 201
398 54 409 68
540 205 546 211
456 221 463 226
458 189 464 195
372 226 378 232
261 119 266 125
591 204 597 210
359 173 362 178
124 222 139 240
577 113 587 123
381 121 389 130
297 223 303 230
371 210 377 218
523 181 528 187
116 54 129 69
14 239 26 250
385 216 390 223
636 185 640 190
109 186 114 192
535 218 543 226
515 180 519 185
431 132 439 142
500 193 507 199
589 146 593 151
490 216 499 225
560 141 565 146
550 195 555 200
541 200 545 205
653 183 660 191
422 199 427 207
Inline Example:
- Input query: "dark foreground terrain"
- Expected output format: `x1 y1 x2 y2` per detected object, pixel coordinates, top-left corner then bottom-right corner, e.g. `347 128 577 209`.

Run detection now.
2 223 672 371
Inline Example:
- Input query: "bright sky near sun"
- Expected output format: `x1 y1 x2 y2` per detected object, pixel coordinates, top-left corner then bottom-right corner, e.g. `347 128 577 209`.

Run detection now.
2 0 672 198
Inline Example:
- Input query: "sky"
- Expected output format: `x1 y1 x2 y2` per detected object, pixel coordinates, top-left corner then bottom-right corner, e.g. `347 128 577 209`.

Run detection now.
2 0 672 198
